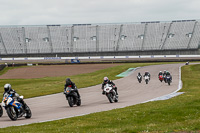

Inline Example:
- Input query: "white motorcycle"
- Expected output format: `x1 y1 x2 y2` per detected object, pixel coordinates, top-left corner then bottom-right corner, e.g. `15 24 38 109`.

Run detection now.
104 84 118 103
144 76 150 84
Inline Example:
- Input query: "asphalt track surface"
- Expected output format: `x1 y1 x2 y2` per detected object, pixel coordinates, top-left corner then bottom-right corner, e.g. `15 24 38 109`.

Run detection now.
0 63 183 128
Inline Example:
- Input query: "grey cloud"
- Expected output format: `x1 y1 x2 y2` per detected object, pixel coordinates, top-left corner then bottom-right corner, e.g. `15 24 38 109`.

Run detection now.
0 0 199 25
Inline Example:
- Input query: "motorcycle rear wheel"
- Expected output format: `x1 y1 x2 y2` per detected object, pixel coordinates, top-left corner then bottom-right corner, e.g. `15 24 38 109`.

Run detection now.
25 105 32 119
76 99 81 106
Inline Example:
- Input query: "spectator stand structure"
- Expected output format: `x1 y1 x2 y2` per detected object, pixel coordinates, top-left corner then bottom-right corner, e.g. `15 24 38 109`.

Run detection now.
0 20 200 57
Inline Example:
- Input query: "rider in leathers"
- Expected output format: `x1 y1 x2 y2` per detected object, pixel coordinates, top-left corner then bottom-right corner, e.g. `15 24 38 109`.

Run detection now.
64 78 81 99
144 71 151 80
158 71 163 77
137 72 142 81
101 77 118 96
2 84 27 114
163 70 167 82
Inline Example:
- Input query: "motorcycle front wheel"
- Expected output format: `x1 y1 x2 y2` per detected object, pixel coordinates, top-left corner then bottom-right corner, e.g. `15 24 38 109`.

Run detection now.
107 93 114 103
7 106 17 121
67 96 74 107
0 105 3 117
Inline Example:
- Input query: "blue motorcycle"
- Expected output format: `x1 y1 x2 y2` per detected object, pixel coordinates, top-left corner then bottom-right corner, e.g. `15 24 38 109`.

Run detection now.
166 76 172 85
2 93 32 121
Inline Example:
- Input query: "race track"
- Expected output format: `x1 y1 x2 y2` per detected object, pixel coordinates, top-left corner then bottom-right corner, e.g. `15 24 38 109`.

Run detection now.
0 63 183 128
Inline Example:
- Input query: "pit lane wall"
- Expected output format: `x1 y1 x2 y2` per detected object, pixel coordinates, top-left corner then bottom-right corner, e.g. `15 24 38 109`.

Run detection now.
1 55 200 61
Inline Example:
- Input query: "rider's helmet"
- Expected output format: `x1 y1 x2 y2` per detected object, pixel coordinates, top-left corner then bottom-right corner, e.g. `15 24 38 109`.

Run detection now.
166 71 170 74
4 83 11 92
160 71 162 73
138 72 141 75
66 78 72 85
164 70 166 73
104 77 109 83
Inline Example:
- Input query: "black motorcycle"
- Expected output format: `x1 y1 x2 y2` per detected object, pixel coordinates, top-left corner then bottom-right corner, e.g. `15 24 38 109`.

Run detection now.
0 105 3 117
64 87 81 107
137 75 142 83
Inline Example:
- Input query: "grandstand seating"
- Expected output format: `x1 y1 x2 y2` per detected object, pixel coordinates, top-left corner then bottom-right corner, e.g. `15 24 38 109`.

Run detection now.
0 20 199 55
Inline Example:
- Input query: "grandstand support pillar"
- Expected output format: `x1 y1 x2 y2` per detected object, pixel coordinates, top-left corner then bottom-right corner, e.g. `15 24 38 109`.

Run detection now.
116 24 123 51
47 26 53 53
0 33 7 54
187 21 197 49
70 26 74 53
141 23 148 51
22 27 27 54
96 25 99 52
161 22 173 50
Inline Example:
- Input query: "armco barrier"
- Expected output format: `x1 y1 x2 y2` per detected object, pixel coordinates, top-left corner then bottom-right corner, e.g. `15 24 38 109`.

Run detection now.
0 55 200 61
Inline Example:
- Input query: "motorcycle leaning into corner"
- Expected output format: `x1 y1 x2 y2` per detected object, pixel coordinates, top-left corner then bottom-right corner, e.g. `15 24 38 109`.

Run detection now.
104 84 118 103
0 104 3 117
64 87 81 107
1 93 32 121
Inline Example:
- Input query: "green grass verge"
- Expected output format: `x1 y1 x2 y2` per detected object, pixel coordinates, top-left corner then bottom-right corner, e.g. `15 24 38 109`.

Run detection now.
0 62 168 100
1 63 200 132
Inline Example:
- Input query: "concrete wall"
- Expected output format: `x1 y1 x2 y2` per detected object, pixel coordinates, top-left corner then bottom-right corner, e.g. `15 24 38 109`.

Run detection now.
0 49 199 58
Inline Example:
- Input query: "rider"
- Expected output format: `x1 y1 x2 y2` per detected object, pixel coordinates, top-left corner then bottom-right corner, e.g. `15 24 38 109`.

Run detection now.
158 71 163 77
101 77 118 96
137 72 142 79
144 71 151 80
166 71 172 81
3 84 27 113
163 70 167 77
137 72 142 77
64 78 81 99
163 70 167 82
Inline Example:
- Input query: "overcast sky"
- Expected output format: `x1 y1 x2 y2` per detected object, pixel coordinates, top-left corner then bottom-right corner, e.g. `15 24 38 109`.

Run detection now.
0 0 199 25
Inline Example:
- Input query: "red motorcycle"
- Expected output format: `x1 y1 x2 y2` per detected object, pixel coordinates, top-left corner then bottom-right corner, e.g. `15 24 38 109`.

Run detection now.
159 75 164 82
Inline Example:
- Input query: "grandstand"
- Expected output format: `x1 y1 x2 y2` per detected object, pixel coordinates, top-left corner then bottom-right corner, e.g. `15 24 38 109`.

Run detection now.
0 20 200 57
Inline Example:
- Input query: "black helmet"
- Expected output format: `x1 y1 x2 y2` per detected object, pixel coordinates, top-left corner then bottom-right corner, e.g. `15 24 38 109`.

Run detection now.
66 78 72 84
4 83 11 92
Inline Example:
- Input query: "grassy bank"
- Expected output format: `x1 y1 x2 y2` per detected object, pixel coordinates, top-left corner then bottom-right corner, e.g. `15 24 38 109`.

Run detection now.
0 62 166 99
0 64 200 132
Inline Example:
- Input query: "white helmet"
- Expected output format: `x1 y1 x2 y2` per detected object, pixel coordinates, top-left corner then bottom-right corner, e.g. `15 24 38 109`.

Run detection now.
4 83 11 92
104 77 109 82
